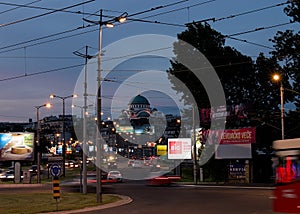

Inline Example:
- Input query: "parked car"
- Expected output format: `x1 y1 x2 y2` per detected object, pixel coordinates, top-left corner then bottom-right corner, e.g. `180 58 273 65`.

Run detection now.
29 165 44 175
107 170 123 182
0 170 23 181
0 169 8 180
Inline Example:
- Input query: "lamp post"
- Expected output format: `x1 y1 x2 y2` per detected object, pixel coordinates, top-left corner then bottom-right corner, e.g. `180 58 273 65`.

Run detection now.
50 94 77 177
72 104 92 193
35 103 51 183
192 105 197 184
273 74 284 140
83 9 127 203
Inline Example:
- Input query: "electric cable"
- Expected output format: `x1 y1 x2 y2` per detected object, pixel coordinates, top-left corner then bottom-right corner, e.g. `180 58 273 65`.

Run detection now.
0 0 95 28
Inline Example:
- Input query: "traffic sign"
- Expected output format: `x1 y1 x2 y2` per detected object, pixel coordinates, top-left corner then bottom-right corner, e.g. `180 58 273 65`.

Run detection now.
50 163 62 177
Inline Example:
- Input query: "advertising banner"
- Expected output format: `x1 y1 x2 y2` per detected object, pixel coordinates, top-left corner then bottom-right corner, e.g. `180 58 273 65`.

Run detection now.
156 145 167 156
203 127 256 145
0 132 34 161
168 138 192 159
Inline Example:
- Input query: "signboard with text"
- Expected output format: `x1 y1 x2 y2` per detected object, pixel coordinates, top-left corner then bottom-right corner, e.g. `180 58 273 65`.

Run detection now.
168 138 191 159
203 127 256 145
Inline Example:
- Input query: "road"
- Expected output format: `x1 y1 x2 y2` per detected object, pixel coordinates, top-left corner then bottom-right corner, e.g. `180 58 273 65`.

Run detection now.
85 180 276 214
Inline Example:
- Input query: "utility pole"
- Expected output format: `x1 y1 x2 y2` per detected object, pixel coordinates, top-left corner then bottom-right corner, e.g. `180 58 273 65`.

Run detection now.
73 46 93 194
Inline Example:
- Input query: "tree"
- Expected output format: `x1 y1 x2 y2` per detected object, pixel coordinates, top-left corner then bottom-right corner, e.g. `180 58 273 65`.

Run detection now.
267 0 300 139
168 22 259 128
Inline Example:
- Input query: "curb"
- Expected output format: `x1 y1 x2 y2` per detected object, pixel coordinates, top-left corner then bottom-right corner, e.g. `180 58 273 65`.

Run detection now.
40 194 133 214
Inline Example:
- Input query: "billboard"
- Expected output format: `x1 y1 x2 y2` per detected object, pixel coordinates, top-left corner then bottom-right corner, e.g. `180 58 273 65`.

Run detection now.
168 138 192 160
0 132 34 161
203 127 256 145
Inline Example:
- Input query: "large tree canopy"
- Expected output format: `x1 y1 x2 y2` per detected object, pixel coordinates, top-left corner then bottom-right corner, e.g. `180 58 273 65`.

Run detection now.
167 22 277 129
267 0 300 138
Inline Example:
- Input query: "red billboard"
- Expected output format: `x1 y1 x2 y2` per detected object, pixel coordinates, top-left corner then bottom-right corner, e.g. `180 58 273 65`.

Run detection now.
203 127 256 145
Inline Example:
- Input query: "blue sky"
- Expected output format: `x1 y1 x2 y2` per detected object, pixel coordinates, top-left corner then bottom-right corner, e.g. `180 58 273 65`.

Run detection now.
0 0 298 122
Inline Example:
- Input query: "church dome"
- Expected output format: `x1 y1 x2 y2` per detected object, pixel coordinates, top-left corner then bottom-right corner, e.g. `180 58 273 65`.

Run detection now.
129 94 150 105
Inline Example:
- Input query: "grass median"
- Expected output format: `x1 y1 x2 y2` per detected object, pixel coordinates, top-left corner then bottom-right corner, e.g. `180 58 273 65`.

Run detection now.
0 191 120 214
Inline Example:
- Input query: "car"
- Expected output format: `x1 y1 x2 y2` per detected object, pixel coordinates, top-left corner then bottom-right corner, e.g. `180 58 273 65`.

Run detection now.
107 161 117 169
0 170 24 181
128 160 135 167
107 170 123 182
132 160 143 168
65 160 79 168
1 170 15 181
144 159 153 166
29 165 44 175
0 169 9 180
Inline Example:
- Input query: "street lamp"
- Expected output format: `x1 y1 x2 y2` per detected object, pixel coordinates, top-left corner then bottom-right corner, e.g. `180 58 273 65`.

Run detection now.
273 74 284 140
35 103 52 183
83 9 127 203
72 103 92 193
50 94 77 177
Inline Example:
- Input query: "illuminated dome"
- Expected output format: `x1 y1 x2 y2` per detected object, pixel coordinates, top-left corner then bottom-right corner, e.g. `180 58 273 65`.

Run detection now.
129 94 150 105
129 94 150 109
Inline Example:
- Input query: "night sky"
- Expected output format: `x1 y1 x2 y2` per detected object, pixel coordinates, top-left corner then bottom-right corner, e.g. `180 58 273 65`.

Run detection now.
0 0 298 122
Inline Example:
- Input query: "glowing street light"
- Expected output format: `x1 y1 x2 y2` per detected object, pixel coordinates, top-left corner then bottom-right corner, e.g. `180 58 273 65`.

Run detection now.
35 103 52 183
272 74 284 140
83 10 127 203
50 94 77 176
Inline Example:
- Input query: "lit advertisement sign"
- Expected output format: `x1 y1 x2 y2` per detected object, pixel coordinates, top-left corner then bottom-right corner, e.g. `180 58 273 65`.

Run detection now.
168 138 192 160
203 127 256 145
0 132 34 161
156 145 167 156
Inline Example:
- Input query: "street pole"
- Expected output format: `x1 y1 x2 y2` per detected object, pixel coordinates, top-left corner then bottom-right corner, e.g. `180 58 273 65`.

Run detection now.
82 9 128 203
83 46 88 194
35 103 51 183
280 82 284 140
36 107 41 183
50 94 76 177
192 106 197 185
73 46 93 194
96 9 103 203
62 98 66 177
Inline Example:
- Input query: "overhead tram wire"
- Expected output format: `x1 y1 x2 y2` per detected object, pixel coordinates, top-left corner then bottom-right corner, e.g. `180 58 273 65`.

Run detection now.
0 25 99 54
0 0 291 49
133 0 216 20
0 63 85 82
226 36 273 50
0 2 292 58
127 0 189 17
0 1 99 17
225 21 295 37
0 0 95 28
0 0 42 15
214 1 289 22
0 0 190 53
1 0 282 54
185 1 290 25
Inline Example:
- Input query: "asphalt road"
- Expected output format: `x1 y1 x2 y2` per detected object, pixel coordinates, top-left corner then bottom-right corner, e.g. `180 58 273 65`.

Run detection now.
84 180 277 214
